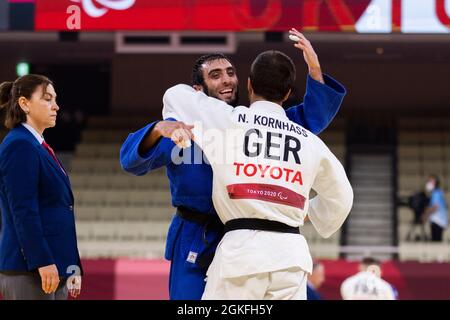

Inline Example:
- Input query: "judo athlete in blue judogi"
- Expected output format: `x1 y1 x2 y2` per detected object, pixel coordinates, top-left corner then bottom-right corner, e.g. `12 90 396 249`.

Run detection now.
120 30 347 300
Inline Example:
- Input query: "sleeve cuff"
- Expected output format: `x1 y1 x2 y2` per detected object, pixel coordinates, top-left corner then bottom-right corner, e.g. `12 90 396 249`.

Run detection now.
307 73 347 96
139 119 176 160
24 242 55 271
138 121 162 159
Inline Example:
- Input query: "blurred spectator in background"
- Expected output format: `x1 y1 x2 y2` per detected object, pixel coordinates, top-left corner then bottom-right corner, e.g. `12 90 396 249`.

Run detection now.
421 175 448 242
405 190 430 241
340 257 396 300
307 260 325 300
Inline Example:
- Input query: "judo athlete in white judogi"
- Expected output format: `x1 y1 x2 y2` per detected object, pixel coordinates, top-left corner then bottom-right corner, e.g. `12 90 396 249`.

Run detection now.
162 50 353 300
340 257 397 300
340 270 396 300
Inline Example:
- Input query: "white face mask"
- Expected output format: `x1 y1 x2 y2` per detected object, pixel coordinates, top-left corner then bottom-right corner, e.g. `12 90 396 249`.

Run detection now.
425 182 435 192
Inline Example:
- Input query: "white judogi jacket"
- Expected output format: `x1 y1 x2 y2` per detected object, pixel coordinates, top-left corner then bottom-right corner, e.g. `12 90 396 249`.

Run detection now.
163 85 353 278
340 271 396 300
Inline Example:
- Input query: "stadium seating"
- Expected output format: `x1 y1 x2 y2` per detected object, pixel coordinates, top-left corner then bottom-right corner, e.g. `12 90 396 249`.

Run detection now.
69 117 174 259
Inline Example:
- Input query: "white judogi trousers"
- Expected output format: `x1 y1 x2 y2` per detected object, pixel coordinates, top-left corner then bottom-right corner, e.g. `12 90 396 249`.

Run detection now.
201 230 311 300
202 262 308 300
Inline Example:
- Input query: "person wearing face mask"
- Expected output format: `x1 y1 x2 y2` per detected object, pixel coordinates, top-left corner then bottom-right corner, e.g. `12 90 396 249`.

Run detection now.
421 175 448 242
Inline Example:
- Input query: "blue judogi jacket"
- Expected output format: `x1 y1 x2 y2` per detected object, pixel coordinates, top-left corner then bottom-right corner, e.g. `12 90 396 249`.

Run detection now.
120 74 346 269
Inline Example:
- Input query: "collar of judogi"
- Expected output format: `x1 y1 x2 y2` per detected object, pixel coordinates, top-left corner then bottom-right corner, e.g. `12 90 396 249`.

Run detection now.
249 100 285 116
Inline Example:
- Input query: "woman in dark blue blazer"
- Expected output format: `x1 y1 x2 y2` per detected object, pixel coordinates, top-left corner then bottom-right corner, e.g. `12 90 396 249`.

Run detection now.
0 75 82 300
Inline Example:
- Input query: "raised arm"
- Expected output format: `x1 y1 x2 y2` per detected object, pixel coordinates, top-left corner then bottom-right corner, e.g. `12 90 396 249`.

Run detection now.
286 74 346 135
285 28 346 135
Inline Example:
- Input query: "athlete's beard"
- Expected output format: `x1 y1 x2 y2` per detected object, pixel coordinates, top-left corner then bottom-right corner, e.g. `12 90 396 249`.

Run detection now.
204 84 239 107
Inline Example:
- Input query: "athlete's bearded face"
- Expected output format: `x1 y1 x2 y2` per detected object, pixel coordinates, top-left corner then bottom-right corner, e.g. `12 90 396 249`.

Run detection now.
197 59 239 106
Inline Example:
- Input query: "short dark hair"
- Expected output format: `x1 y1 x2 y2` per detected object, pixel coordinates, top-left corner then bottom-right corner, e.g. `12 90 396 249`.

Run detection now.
361 257 380 267
0 74 53 129
249 50 296 103
192 53 234 86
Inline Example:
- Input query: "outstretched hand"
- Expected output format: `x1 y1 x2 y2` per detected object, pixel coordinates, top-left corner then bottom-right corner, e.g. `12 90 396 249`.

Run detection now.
155 120 194 149
289 28 324 84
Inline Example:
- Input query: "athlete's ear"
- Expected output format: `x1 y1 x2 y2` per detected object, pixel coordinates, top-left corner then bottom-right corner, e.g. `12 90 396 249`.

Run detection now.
193 84 204 92
281 88 292 103
247 78 253 96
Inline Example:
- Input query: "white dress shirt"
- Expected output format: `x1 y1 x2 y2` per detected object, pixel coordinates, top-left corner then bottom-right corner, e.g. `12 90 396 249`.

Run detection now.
21 123 44 144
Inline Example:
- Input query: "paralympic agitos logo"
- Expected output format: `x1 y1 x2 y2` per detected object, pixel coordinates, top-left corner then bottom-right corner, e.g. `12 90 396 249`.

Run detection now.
70 0 136 18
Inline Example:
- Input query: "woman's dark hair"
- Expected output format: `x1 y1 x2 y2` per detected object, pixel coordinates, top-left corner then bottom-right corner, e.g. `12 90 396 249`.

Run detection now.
0 74 53 129
361 257 380 267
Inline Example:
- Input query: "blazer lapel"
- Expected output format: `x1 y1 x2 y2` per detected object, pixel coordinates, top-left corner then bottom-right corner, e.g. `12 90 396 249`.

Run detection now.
37 146 73 192
14 125 74 200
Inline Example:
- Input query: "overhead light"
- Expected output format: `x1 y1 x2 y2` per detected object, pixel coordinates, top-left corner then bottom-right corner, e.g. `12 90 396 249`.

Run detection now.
16 62 30 77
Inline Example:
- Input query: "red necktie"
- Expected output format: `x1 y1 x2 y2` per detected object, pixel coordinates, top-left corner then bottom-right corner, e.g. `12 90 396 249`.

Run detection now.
42 141 67 175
